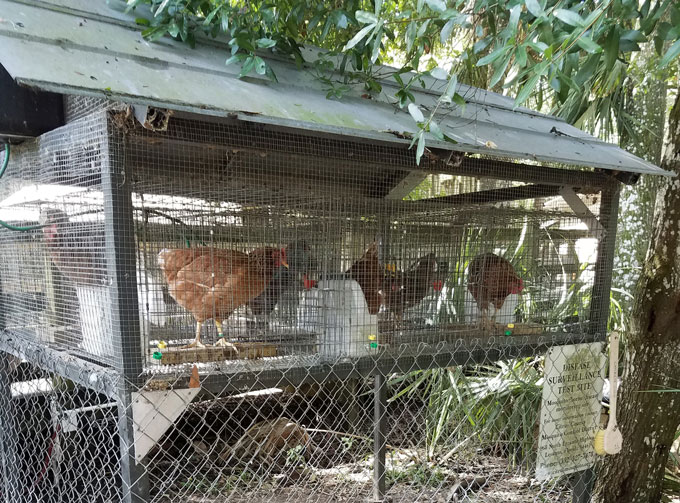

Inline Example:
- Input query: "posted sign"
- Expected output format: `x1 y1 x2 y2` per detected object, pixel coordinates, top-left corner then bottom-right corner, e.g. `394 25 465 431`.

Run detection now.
536 343 606 481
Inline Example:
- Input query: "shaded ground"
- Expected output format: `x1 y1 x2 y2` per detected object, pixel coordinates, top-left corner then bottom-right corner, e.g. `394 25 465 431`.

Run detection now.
148 389 571 502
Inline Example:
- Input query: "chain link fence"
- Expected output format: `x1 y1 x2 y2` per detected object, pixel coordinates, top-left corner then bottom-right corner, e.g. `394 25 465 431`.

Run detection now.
0 99 618 502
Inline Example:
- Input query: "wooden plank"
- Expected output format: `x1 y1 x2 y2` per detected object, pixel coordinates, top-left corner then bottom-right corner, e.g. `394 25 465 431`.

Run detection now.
422 184 600 206
155 342 278 365
428 151 618 188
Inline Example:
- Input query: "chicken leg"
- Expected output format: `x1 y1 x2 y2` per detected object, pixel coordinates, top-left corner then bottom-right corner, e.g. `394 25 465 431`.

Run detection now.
213 320 239 355
478 306 495 333
182 322 206 349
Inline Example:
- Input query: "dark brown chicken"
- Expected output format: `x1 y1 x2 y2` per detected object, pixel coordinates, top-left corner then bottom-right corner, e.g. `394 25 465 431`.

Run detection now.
346 242 382 315
467 253 524 329
158 246 288 349
381 253 445 321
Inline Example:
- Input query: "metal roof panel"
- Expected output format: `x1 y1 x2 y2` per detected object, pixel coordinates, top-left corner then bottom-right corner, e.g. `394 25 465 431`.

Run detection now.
0 0 671 177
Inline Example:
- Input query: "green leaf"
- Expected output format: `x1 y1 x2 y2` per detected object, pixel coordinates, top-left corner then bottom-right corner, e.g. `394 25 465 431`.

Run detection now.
508 5 521 31
265 64 278 82
167 21 179 38
659 38 680 68
408 103 425 122
425 0 447 13
371 25 383 62
573 54 600 86
583 7 604 28
477 45 510 66
135 17 150 26
443 73 458 101
489 52 512 87
554 9 585 27
355 10 378 24
576 36 602 54
515 44 527 67
239 56 256 78
619 39 641 52
203 6 220 26
343 23 375 50
375 0 383 16
452 93 466 107
429 121 444 141
441 19 455 44
415 132 426 164
417 19 431 37
604 27 619 72
225 54 244 66
620 30 646 42
514 74 540 106
524 0 544 18
220 11 229 32
473 37 491 53
142 25 168 41
155 0 171 17
254 56 266 75
256 38 276 49
406 21 417 52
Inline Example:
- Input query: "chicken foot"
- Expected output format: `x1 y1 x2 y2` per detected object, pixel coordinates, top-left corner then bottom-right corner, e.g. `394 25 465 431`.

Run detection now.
478 307 497 333
181 322 207 349
213 320 239 355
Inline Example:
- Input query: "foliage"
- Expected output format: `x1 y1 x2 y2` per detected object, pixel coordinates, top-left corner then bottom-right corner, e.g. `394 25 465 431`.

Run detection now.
125 0 680 162
391 357 543 468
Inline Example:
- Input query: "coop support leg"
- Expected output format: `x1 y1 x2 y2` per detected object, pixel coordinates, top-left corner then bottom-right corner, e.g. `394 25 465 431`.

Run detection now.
373 372 387 503
117 390 150 503
0 355 18 503
103 114 150 502
571 184 620 503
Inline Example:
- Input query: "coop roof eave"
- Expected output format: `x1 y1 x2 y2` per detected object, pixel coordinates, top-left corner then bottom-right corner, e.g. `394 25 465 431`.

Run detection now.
0 0 672 178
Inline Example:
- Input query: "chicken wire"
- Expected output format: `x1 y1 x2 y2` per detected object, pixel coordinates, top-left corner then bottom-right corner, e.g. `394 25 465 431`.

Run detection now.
0 105 619 502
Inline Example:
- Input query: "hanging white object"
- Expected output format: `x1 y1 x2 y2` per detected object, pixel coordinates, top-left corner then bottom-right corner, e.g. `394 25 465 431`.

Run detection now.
132 387 200 462
603 332 623 455
76 285 114 358
298 279 378 359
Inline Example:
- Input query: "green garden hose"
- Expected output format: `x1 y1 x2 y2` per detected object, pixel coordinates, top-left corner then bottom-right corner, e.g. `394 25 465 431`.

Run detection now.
0 144 48 232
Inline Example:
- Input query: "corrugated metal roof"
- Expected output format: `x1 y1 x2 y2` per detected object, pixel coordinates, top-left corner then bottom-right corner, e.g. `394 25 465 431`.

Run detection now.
0 0 671 177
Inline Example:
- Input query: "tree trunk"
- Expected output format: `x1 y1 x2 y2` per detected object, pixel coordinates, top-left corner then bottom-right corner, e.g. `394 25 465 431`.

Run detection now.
594 90 680 502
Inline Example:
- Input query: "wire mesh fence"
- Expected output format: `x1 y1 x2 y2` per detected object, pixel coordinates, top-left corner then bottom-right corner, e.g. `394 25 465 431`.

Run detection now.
0 101 617 502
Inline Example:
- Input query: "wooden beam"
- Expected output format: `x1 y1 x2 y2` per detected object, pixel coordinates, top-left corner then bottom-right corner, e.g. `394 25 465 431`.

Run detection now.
421 183 598 206
426 150 617 189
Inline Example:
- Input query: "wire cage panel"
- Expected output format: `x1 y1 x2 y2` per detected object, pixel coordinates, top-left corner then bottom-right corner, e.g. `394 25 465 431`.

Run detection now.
0 110 609 374
125 114 604 376
0 348 602 503
0 106 619 503
0 112 117 364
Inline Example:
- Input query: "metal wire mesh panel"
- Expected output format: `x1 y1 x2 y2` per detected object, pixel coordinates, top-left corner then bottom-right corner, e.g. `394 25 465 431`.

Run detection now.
0 108 617 502
0 112 116 364
124 115 604 377
0 349 607 502
0 355 121 502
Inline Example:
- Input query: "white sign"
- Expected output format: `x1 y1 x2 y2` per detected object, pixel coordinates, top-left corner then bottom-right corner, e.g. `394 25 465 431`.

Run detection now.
536 343 606 481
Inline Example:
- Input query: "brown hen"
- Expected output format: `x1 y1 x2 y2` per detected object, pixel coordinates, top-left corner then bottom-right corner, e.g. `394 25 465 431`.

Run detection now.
467 253 524 330
158 246 288 349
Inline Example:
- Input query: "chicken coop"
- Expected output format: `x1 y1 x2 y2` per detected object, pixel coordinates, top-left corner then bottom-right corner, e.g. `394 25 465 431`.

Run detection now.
0 2 671 503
